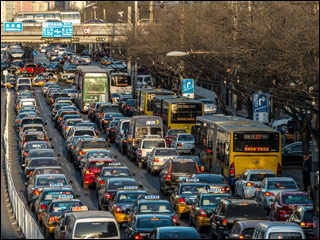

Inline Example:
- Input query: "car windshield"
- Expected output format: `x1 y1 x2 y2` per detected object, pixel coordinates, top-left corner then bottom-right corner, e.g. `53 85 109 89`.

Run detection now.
88 161 112 169
180 184 209 194
137 218 174 228
143 140 166 149
29 159 58 167
178 135 195 141
74 222 118 238
42 191 74 201
201 195 230 206
117 193 147 203
159 230 199 239
87 152 112 159
101 169 130 178
25 134 45 141
197 175 224 184
28 150 54 158
36 177 67 186
249 174 276 181
282 195 312 205
268 233 302 239
268 181 297 190
171 162 198 173
138 202 172 213
74 130 94 136
155 149 178 156
82 141 107 148
108 181 137 190
226 204 266 218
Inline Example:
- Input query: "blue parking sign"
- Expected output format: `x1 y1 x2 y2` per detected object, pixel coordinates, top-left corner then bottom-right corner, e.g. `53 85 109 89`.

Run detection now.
4 22 23 32
253 93 269 123
181 79 194 98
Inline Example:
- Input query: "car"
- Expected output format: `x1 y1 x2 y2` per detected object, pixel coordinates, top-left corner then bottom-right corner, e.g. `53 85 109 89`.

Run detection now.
24 157 59 182
16 84 33 96
227 220 269 239
251 221 306 239
41 198 84 238
118 95 133 113
146 148 179 172
159 158 200 195
17 116 43 133
54 110 78 126
199 98 217 114
169 179 210 219
99 112 123 133
110 186 148 225
105 120 120 143
125 214 175 239
148 226 201 239
66 136 84 162
27 174 71 211
115 119 130 148
137 136 167 168
269 191 312 221
81 55 91 63
282 141 313 167
18 124 46 141
189 173 231 194
110 92 122 104
171 133 195 154
137 75 151 88
287 206 314 238
21 141 52 165
80 50 90 56
235 170 276 198
95 163 135 191
123 99 136 116
165 129 187 147
98 178 141 211
175 156 205 173
19 131 49 149
75 121 99 137
81 158 116 189
84 19 104 24
59 114 81 131
90 102 107 122
189 191 231 231
209 199 266 239
27 166 62 186
61 118 83 139
79 149 114 170
255 177 299 210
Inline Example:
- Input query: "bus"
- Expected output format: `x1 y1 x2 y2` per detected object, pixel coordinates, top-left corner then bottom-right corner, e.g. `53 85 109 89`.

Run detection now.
194 115 281 186
109 72 132 95
14 11 61 23
60 11 81 25
155 98 204 134
152 95 178 117
136 88 175 116
74 66 108 113
127 116 164 161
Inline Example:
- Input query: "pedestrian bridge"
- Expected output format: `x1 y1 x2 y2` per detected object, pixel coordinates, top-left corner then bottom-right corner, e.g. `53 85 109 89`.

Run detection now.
1 23 132 44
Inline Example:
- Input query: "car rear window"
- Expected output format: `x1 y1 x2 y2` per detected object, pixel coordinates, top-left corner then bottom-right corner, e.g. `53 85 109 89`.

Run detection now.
282 194 312 205
197 175 224 184
117 193 147 203
88 161 113 169
76 123 96 129
201 195 230 206
268 232 302 239
171 162 198 173
29 151 54 158
74 130 95 136
143 140 166 149
226 204 265 218
34 168 62 176
167 129 187 136
137 218 174 228
180 184 209 194
101 169 130 177
51 201 82 213
178 135 195 141
138 202 172 213
74 222 118 238
19 79 30 84
42 190 74 201
87 152 112 159
249 174 275 181
36 176 67 186
159 229 199 239
22 119 43 125
267 181 297 190
29 159 58 167
82 140 107 149
155 149 178 156
122 122 129 131
26 134 45 141
27 142 49 149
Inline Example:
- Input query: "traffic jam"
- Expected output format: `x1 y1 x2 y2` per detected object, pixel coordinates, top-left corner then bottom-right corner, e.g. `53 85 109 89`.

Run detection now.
1 42 318 239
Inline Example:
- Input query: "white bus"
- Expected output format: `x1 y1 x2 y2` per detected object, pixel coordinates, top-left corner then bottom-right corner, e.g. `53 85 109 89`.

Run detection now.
109 72 132 95
61 11 81 25
14 11 61 23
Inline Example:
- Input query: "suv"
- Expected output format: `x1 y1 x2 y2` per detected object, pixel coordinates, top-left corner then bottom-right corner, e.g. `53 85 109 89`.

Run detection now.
136 136 167 168
159 158 200 195
66 127 96 144
209 199 266 239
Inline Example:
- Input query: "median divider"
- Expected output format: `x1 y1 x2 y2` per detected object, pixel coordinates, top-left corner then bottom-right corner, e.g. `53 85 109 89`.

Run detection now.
3 89 44 239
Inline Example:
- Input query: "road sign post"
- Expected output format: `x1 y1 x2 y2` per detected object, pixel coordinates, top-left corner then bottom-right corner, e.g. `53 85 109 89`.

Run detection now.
253 93 269 123
181 79 195 99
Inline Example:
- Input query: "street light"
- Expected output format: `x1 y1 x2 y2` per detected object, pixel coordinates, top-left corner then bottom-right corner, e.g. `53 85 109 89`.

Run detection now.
166 50 234 57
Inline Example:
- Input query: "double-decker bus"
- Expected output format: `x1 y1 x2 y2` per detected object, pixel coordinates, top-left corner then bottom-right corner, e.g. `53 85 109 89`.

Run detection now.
109 72 132 95
155 98 204 134
194 115 282 186
74 66 108 113
14 11 61 23
136 88 175 116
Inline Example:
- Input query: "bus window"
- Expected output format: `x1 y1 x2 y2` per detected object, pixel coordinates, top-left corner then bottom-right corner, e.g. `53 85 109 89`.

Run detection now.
171 103 202 124
111 76 131 87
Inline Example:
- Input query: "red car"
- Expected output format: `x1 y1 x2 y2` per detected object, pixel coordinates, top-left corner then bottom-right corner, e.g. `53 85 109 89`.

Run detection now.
81 158 116 190
165 129 187 147
269 191 313 221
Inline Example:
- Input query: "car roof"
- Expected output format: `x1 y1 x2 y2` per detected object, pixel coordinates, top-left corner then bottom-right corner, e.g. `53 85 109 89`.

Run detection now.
257 221 304 230
26 141 49 145
33 166 61 170
157 226 197 232
70 211 114 219
279 191 306 196
225 198 260 204
171 158 195 163
108 178 136 182
245 170 275 174
266 177 295 181
29 148 54 153
88 158 113 162
136 214 173 219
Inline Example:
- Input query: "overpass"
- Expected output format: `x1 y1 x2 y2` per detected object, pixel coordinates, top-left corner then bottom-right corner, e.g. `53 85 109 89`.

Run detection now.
1 23 132 44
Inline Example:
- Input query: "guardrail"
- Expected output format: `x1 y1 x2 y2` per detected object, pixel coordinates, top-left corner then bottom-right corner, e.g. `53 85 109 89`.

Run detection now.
3 89 44 239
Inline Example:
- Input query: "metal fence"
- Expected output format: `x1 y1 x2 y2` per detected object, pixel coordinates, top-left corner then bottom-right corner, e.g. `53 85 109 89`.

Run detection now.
3 89 44 239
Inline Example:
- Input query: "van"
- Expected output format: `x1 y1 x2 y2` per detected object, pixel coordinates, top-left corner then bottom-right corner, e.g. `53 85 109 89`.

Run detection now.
137 75 151 88
64 211 120 239
252 222 306 239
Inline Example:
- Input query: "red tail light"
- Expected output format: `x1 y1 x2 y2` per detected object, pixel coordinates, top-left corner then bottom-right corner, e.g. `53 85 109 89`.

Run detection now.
126 106 130 109
49 216 59 222
200 166 205 172
41 204 46 209
177 143 182 147
100 179 104 185
24 152 28 156
105 193 112 199
100 113 103 118
17 120 21 123
165 173 171 181
172 216 178 224
33 190 40 196
246 182 254 186
207 149 212 153
239 236 244 239
134 234 142 239
265 192 275 197
277 163 281 177
179 197 185 203
115 206 122 213
95 130 98 135
229 162 235 178
154 158 159 162
111 129 116 132
79 151 86 155
199 209 207 217
221 187 230 192
222 218 227 227
139 150 142 156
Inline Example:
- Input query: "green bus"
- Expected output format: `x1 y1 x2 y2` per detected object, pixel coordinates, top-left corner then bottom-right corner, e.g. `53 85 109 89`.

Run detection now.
74 66 108 113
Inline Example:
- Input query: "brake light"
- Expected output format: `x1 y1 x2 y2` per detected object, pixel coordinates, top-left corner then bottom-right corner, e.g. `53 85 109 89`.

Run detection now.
154 158 159 162
277 162 281 177
79 151 86 155
59 117 62 121
279 209 287 214
49 216 59 222
177 143 182 147
24 151 28 156
222 218 227 227
41 204 46 209
33 189 40 195
104 120 108 124
246 182 254 186
66 127 70 131
300 222 306 226
115 206 122 213
221 187 230 192
201 166 205 172
95 131 98 135
100 113 103 118
123 139 127 143
51 99 54 103
70 146 74 149
165 173 171 181
139 150 142 156
265 192 275 197
17 120 20 123
105 193 112 199
229 162 235 178
134 233 142 239
239 236 244 239
172 216 178 224
179 197 185 203
126 106 130 109
100 179 104 185
207 149 212 153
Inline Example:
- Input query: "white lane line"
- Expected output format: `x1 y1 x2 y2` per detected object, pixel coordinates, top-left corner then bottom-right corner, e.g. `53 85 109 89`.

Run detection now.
65 164 71 171
36 90 43 110
74 182 81 192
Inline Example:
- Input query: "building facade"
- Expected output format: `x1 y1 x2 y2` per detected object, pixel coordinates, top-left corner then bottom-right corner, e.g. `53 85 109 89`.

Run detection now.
1 1 16 22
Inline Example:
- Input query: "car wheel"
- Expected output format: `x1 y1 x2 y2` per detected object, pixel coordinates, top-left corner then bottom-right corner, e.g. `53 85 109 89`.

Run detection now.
147 164 150 173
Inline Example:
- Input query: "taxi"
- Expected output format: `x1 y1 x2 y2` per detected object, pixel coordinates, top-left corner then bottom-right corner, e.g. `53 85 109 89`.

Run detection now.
95 163 135 191
32 76 47 87
34 188 76 225
81 158 116 190
128 195 178 225
110 186 148 225
41 198 85 238
169 179 210 218
189 190 231 231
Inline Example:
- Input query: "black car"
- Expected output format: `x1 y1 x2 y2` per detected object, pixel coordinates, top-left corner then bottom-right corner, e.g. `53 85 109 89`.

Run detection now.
105 120 119 143
209 198 266 239
99 112 123 132
282 141 312 167
123 99 136 116
119 95 133 113
23 157 59 182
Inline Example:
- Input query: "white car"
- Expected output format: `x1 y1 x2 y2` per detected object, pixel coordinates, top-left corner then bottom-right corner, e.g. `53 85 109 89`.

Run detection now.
255 177 299 209
235 170 276 198
146 148 179 174
81 56 91 63
171 133 195 154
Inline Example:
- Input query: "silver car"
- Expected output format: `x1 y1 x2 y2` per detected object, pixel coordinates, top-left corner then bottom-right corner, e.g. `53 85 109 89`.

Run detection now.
252 222 306 239
235 170 276 198
255 177 299 209
171 133 195 154
146 148 179 174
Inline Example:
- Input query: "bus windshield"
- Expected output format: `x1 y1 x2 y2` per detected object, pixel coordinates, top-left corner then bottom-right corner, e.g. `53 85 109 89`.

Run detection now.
84 74 107 93
171 103 203 124
111 75 131 87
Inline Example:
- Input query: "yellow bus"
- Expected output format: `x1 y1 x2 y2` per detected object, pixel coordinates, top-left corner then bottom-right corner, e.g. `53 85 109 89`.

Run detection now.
155 98 204 134
194 115 281 186
136 88 175 116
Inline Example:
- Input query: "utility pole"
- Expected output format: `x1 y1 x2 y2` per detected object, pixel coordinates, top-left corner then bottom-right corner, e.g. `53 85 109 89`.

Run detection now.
149 1 154 21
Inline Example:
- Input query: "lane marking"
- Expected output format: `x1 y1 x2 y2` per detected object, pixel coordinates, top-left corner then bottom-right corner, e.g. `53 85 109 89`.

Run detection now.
74 182 81 192
65 164 71 171
35 90 43 110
